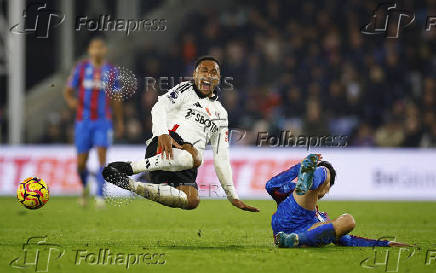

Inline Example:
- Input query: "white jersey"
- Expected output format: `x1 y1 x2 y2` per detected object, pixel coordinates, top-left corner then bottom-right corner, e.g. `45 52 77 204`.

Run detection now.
149 81 239 201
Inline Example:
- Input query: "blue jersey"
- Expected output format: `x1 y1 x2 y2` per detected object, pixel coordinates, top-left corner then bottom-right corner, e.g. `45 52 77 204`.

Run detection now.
68 60 117 153
265 163 329 235
67 60 117 121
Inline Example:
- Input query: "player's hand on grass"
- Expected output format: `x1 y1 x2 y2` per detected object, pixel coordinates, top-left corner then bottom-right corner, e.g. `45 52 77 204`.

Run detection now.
231 199 260 212
158 134 182 160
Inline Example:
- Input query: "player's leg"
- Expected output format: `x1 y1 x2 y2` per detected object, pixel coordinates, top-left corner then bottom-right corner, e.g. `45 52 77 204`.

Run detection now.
176 185 200 209
95 147 107 207
130 179 199 209
129 146 201 173
102 132 200 210
276 213 355 248
106 132 201 175
93 120 113 207
103 168 199 209
75 121 92 206
295 154 321 195
77 152 90 206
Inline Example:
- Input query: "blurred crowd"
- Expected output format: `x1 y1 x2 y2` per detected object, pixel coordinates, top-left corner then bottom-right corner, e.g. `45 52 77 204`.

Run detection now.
38 0 436 147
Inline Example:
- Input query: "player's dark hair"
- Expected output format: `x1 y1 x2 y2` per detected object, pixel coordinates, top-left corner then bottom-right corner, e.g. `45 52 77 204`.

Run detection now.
194 56 221 70
318 161 336 187
89 35 107 45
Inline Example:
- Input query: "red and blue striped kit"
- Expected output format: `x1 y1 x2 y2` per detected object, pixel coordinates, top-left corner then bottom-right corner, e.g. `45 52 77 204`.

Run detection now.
68 60 116 121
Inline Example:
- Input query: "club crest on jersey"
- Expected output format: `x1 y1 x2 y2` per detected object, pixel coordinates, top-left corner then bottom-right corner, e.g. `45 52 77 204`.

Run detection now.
167 91 179 103
169 91 178 99
83 79 103 90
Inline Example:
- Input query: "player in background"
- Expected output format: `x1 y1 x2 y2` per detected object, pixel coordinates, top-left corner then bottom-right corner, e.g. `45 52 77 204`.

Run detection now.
102 56 259 212
266 154 410 247
64 37 123 207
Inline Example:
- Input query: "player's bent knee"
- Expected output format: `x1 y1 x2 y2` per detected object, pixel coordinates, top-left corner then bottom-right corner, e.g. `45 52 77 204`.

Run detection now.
185 189 200 210
342 213 356 231
185 196 200 210
333 213 356 235
177 185 200 210
193 158 202 168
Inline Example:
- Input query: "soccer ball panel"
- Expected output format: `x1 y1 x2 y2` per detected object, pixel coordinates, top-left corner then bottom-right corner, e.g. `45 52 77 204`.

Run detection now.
17 177 49 209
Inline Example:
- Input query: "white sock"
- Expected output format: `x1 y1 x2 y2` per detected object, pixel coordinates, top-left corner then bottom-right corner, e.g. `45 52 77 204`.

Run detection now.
128 178 188 208
130 149 194 174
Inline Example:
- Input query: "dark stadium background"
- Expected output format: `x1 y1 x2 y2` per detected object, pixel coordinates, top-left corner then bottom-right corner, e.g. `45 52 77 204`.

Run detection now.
1 2 436 273
0 0 435 147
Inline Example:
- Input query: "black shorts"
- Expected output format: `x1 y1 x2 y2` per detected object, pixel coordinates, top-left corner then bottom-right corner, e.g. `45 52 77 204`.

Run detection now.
145 131 198 189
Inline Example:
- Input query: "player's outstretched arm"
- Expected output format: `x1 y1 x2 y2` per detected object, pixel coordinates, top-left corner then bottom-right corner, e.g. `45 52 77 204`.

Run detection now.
265 163 300 201
213 145 259 212
211 113 259 212
64 61 83 109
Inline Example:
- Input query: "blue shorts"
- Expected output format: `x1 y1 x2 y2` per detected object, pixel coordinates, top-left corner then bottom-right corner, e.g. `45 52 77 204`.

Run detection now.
271 194 321 235
75 119 113 154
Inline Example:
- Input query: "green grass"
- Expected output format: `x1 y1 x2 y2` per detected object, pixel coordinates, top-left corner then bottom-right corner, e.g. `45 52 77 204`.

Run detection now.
1 197 436 273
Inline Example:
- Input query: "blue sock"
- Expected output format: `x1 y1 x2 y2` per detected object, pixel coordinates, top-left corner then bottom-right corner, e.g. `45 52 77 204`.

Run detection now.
96 166 105 197
298 223 337 246
337 234 390 247
78 169 88 187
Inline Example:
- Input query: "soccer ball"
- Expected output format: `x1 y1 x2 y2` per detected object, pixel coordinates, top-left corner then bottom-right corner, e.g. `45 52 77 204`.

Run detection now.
17 177 50 209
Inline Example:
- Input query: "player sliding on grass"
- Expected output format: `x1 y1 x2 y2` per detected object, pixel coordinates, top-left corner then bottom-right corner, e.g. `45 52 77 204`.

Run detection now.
102 56 259 212
266 154 410 248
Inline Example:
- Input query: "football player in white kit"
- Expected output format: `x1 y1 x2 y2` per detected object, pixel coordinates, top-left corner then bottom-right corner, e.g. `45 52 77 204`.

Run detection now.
103 56 259 212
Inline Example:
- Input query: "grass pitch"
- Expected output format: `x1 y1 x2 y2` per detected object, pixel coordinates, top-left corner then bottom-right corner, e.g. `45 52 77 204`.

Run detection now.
1 197 436 273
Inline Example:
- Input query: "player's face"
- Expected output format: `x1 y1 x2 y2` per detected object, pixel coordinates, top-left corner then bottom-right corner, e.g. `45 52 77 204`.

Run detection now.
193 60 220 97
88 39 107 62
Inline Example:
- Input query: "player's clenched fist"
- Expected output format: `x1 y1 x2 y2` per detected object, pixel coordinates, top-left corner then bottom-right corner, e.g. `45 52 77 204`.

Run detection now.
157 134 182 160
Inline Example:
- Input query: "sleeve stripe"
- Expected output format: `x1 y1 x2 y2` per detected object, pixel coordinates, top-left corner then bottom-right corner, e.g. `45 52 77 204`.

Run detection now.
175 81 192 93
